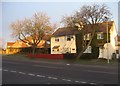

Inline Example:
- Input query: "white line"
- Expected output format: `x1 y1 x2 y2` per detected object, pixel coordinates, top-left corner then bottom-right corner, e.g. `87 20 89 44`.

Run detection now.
0 69 2 71
3 69 8 71
28 73 35 76
62 79 71 82
52 77 58 80
33 65 63 69
85 70 117 75
36 75 45 77
48 77 52 79
19 72 26 74
75 81 80 83
81 81 87 84
90 83 96 85
67 80 71 82
66 64 70 66
10 70 16 73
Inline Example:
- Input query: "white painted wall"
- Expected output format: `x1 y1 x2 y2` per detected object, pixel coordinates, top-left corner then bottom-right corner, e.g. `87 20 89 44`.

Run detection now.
51 35 76 54
98 43 115 59
98 22 118 59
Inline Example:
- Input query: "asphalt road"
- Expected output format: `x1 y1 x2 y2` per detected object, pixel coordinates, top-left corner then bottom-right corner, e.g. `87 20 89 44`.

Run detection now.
2 58 118 84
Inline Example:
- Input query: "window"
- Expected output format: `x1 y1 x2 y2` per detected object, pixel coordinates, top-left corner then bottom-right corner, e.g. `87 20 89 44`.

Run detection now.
83 46 92 53
67 36 71 41
67 36 73 41
97 32 103 39
84 33 91 40
67 37 71 41
55 38 59 42
72 48 75 50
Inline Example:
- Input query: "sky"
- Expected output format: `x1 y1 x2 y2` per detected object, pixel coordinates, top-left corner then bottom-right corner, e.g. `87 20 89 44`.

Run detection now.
1 0 119 48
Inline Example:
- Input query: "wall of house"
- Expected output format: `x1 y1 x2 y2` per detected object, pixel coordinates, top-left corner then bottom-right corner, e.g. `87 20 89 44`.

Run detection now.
51 35 76 54
6 48 21 54
98 23 118 59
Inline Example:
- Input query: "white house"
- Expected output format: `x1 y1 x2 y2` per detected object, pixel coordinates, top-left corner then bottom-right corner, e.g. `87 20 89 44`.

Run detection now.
51 21 118 60
97 21 118 60
51 27 82 54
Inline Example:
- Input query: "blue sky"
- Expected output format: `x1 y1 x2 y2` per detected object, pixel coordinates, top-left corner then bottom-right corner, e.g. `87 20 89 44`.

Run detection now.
1 1 119 48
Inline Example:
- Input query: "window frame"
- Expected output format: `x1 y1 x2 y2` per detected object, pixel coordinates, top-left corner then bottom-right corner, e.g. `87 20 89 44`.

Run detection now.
97 32 104 39
55 37 59 42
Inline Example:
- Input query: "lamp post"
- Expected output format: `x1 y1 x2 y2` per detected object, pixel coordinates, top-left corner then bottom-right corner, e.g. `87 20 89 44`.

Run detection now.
105 16 109 64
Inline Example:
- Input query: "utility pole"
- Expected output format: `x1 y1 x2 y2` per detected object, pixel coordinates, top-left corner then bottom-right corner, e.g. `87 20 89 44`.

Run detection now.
105 16 109 64
106 21 109 64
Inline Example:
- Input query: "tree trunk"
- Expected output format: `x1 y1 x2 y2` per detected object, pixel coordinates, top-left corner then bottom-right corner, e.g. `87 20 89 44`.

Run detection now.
76 27 96 60
32 45 36 58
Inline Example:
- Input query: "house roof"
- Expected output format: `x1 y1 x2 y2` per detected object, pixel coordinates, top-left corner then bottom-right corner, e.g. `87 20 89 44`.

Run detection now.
52 21 114 37
52 27 80 37
7 42 15 47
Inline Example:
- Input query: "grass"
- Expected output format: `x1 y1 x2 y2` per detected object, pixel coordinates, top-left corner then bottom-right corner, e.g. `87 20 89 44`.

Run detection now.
2 53 118 66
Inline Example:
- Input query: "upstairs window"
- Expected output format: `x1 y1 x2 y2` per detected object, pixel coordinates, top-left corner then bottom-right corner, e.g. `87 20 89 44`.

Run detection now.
67 35 74 41
55 38 59 42
67 36 71 41
67 37 71 41
84 33 91 40
97 32 103 39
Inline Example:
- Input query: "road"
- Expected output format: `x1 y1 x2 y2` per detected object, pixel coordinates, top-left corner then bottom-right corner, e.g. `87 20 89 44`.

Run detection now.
2 58 118 84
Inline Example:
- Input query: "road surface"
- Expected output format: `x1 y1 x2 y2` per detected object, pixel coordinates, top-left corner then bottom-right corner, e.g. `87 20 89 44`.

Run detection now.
2 58 118 84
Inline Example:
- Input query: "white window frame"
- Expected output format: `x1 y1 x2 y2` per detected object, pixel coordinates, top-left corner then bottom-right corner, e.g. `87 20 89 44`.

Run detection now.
84 33 91 40
83 46 92 53
97 32 103 39
55 37 59 42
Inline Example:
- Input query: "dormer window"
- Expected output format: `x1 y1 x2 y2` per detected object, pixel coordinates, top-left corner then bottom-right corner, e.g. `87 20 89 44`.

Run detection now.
97 32 103 39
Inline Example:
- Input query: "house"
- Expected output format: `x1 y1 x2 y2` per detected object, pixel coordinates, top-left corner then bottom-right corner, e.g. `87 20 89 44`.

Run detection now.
51 21 118 59
51 27 82 54
0 48 6 54
116 35 120 59
6 35 51 54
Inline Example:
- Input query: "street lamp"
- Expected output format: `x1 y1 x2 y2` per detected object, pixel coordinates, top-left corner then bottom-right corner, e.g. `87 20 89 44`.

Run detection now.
105 16 109 64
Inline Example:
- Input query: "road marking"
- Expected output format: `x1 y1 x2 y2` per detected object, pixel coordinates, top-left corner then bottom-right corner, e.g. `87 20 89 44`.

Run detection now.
1 68 98 85
85 70 117 75
3 69 8 71
33 65 63 69
62 79 71 82
66 64 70 66
90 82 96 85
36 75 45 77
81 81 87 84
75 81 80 83
18 72 26 74
10 70 16 73
28 73 35 76
48 77 52 79
52 77 58 80
47 77 58 80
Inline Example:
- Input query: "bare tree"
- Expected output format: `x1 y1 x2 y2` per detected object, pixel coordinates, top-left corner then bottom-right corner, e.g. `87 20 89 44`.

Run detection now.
61 4 112 59
11 12 54 55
